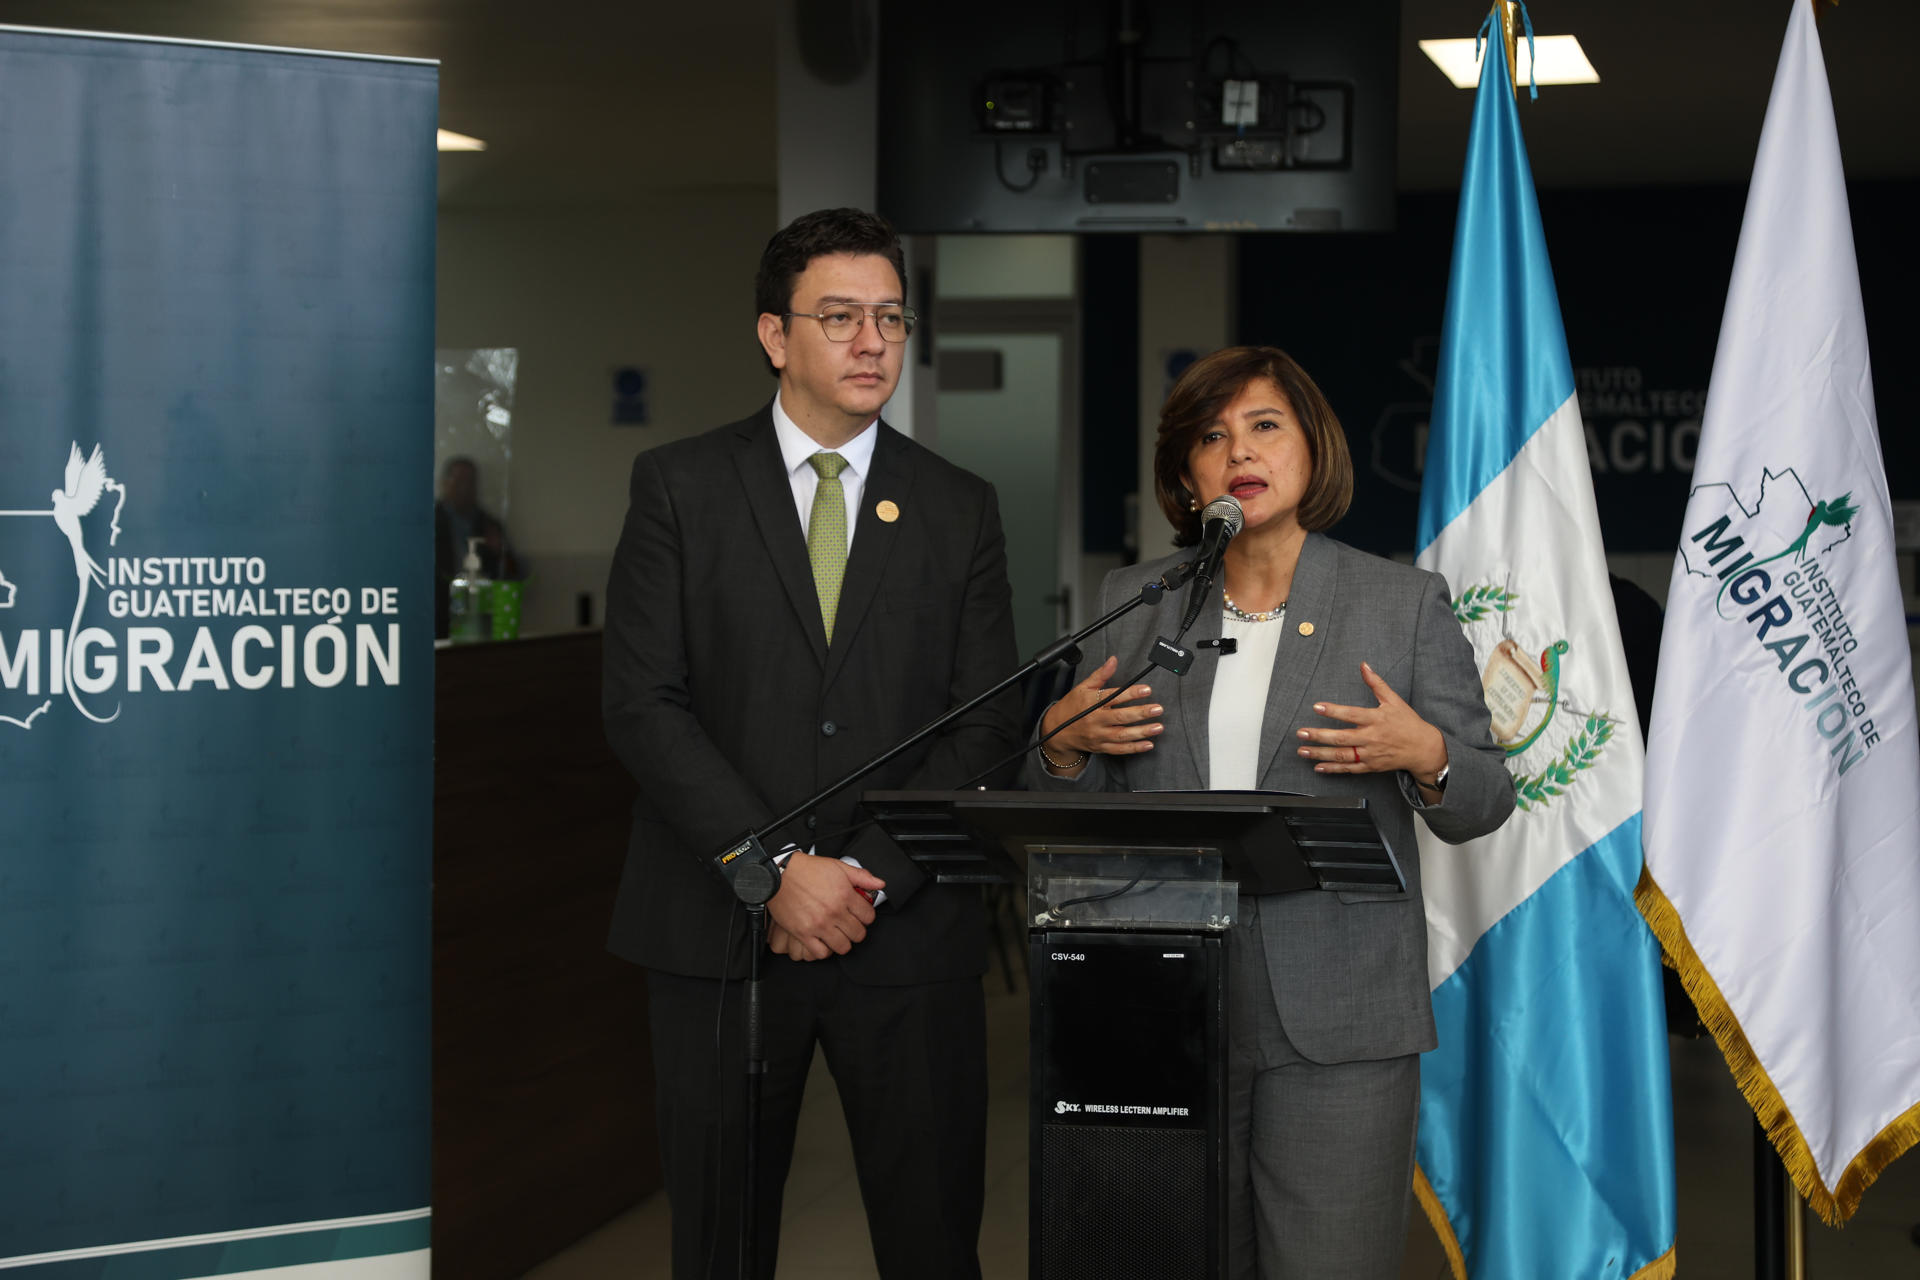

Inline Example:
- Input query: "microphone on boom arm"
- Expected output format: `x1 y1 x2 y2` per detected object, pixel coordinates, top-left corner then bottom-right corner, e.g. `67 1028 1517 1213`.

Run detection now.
1179 495 1245 633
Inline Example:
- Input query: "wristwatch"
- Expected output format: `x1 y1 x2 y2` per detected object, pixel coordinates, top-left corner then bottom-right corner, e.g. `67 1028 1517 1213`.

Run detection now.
1429 761 1451 793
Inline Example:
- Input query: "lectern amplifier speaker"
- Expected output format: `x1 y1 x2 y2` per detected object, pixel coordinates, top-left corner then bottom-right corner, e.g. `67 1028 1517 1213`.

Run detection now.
1030 930 1227 1280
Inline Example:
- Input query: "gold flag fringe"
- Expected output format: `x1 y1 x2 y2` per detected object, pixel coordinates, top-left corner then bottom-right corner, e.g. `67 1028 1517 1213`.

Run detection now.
1413 1165 1677 1279
1632 1243 1679 1280
1413 1165 1468 1280
1636 865 1920 1225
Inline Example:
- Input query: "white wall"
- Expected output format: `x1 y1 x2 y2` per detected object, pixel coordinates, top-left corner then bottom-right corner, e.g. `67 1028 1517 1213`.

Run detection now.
774 0 875 229
1136 236 1236 563
936 235 1077 299
436 188 778 634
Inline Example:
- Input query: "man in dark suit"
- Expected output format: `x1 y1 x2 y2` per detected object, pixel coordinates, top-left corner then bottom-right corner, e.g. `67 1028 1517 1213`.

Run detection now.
601 208 1022 1279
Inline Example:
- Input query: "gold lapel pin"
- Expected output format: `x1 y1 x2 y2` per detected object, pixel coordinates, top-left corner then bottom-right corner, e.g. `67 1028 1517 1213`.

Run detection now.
1298 621 1315 636
876 499 900 523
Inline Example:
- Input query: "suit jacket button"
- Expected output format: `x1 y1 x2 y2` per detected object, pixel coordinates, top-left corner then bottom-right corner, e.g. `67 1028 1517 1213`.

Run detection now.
806 814 818 830
821 720 837 736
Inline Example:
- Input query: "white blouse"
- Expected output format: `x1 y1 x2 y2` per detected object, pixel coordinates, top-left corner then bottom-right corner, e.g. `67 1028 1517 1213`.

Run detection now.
1207 607 1287 790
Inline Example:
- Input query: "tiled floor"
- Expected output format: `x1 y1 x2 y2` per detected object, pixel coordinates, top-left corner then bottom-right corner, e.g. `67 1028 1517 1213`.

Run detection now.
527 964 1920 1279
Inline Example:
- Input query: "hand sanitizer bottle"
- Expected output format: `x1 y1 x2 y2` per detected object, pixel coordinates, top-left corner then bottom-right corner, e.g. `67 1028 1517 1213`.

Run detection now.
449 537 493 643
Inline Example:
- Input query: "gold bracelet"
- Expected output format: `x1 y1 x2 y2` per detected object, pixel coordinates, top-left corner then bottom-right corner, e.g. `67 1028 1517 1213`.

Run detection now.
1037 742 1091 771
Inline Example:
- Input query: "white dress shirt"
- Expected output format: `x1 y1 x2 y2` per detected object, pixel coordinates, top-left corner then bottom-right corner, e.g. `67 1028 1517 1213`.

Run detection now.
1208 607 1286 790
771 394 878 547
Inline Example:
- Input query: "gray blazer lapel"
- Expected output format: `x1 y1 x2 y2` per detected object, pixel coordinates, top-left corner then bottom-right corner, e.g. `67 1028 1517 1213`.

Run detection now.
730 408 828 667
1256 533 1337 781
1173 573 1226 788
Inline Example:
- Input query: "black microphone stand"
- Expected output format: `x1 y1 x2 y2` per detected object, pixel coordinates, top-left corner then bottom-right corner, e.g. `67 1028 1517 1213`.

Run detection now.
708 560 1198 1277
727 858 779 1280
708 559 1202 890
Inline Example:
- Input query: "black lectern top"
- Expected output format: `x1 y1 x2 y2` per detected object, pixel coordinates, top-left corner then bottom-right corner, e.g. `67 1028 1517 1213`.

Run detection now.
862 789 1405 896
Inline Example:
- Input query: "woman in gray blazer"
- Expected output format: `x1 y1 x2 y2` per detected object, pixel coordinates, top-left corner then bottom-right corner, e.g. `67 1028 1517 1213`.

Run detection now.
1026 346 1514 1280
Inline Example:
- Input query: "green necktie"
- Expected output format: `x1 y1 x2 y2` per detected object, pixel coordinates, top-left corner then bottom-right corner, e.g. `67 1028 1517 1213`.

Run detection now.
806 452 850 642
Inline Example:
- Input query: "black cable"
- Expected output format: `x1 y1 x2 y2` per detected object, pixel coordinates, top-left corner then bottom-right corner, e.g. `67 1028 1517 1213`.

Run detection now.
1199 36 1226 77
994 140 1047 193
1045 871 1163 916
1052 870 1145 913
1198 35 1258 80
713 899 741 1045
702 899 742 1280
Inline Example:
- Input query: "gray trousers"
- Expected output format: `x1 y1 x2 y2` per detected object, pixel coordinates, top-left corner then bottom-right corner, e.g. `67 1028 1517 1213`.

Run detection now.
1226 897 1421 1280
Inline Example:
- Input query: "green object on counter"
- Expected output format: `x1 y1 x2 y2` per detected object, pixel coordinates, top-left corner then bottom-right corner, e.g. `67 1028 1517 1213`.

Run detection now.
489 579 524 641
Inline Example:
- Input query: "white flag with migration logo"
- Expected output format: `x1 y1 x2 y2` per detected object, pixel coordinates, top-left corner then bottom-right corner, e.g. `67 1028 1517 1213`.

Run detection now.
1411 10 1676 1279
1639 0 1920 1225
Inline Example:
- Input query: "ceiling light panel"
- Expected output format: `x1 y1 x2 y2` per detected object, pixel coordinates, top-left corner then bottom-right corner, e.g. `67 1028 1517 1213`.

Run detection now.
1419 35 1599 89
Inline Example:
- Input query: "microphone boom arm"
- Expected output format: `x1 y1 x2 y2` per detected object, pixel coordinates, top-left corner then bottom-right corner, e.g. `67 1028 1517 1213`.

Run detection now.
709 561 1197 900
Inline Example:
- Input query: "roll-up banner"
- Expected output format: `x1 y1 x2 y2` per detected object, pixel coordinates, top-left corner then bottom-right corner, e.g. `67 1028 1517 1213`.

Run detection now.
0 27 436 1280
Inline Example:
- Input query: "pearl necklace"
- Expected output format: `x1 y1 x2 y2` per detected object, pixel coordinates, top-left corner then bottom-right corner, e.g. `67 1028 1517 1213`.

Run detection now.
1221 589 1286 623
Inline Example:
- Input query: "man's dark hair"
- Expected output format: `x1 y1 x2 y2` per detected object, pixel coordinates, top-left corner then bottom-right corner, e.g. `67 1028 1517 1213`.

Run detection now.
753 207 907 377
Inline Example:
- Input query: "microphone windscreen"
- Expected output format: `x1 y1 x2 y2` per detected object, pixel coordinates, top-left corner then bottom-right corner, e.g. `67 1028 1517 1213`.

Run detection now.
1200 494 1245 537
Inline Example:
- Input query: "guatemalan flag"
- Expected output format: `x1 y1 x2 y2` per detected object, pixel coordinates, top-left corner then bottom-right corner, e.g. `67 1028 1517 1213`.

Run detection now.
1411 14 1677 1280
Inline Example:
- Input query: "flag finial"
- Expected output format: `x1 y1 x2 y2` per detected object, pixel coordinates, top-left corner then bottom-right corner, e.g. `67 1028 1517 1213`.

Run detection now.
1495 1 1520 100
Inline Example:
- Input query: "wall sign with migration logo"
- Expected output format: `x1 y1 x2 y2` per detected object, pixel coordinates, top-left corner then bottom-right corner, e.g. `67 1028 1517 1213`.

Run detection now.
1 446 410 725
0 26 436 1280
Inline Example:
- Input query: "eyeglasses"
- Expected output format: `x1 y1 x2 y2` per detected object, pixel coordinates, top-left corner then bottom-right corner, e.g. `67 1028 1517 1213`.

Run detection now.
783 304 917 343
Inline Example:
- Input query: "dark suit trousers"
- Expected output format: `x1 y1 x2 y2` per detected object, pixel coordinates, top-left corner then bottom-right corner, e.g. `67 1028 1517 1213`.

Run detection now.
647 961 988 1280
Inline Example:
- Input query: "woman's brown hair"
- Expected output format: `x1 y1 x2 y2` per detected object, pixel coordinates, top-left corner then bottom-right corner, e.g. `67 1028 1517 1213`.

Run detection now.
1152 345 1354 547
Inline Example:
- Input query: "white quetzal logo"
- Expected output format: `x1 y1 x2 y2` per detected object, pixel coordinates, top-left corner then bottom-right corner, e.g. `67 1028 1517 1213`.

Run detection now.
52 443 111 591
1 441 128 727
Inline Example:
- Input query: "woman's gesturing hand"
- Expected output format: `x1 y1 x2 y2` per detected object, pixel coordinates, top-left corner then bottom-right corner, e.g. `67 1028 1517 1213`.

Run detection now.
1295 661 1448 788
1037 655 1163 773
